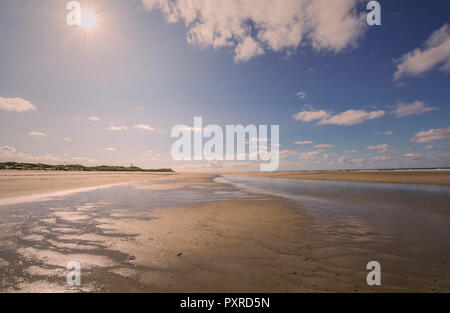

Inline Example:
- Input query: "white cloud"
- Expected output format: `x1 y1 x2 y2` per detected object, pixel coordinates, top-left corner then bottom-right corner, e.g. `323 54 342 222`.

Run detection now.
410 126 450 143
107 147 117 152
293 110 330 122
139 0 366 62
424 144 450 151
88 116 101 121
134 124 161 132
29 131 47 137
371 155 391 162
366 144 389 151
107 126 128 131
279 150 298 159
375 131 393 136
314 144 334 149
294 109 385 126
295 140 313 145
63 137 72 142
306 0 365 52
296 91 307 99
0 97 37 112
279 150 298 160
337 156 364 167
404 153 422 160
0 147 99 165
0 149 61 164
299 150 323 160
392 101 438 117
0 146 16 153
319 109 385 126
394 24 450 81
234 36 265 62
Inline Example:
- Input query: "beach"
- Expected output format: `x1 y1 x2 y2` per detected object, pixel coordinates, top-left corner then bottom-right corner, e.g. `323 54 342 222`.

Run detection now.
0 171 449 292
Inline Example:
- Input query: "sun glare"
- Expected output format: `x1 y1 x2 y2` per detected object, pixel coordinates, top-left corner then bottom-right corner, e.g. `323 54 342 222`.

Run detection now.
80 9 97 30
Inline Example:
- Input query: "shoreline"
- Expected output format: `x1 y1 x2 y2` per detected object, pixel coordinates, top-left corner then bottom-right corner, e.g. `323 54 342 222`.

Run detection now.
227 170 450 186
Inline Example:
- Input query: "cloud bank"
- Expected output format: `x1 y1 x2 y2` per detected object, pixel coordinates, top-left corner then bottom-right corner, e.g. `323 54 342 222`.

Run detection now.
139 0 366 62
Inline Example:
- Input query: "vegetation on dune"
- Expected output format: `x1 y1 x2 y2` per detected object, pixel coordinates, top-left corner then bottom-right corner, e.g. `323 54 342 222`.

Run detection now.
0 162 174 172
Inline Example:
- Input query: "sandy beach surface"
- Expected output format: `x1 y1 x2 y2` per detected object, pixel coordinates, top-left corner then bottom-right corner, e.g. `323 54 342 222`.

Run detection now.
228 170 450 186
0 171 180 202
0 171 449 292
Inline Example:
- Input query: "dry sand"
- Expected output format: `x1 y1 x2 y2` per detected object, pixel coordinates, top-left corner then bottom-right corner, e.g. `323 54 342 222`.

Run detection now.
228 170 450 186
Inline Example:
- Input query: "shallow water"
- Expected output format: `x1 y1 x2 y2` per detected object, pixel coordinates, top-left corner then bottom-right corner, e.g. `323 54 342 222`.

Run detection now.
216 175 450 212
217 175 450 230
217 175 450 282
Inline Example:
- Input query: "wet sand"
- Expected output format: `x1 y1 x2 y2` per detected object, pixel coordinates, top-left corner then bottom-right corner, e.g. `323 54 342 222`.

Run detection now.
0 172 449 292
0 171 179 201
229 170 450 186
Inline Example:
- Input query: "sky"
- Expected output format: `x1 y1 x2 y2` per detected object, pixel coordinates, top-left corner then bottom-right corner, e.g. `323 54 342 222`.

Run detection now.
0 0 449 172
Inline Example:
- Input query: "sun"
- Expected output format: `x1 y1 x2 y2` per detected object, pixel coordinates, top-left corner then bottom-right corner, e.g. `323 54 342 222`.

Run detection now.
80 9 97 31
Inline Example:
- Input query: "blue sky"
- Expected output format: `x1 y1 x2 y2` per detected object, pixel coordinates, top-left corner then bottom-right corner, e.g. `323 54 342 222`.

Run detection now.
0 0 449 171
